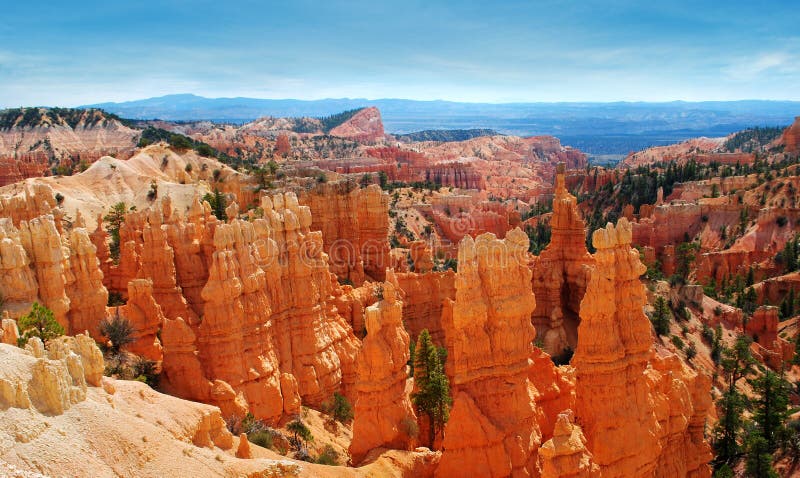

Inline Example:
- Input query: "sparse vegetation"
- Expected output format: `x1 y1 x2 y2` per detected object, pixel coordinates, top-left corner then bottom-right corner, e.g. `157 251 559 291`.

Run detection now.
99 312 135 355
321 392 353 424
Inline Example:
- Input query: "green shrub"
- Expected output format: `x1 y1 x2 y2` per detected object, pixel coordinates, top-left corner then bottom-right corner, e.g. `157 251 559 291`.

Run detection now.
249 430 274 449
686 343 697 362
315 445 339 466
99 313 135 355
671 335 685 350
131 356 159 387
322 392 353 424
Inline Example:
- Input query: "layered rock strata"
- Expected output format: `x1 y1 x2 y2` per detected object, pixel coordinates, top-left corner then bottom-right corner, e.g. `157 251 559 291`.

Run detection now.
350 275 416 464
531 164 592 356
437 229 540 477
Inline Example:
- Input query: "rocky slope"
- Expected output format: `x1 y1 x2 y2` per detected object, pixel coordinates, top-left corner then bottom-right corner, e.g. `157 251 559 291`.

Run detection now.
0 108 139 186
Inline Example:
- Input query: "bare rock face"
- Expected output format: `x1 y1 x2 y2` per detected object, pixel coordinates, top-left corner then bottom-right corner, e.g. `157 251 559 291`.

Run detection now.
0 219 38 316
17 215 71 327
137 206 197 322
298 181 390 285
437 229 540 477
117 279 164 361
745 306 793 369
781 116 800 153
260 192 360 408
0 183 58 226
395 270 456 345
531 164 592 356
350 276 417 464
160 192 360 421
329 107 385 142
409 241 434 273
0 333 100 415
528 347 576 441
195 218 286 421
65 227 108 336
648 352 713 478
539 411 599 478
1 313 20 345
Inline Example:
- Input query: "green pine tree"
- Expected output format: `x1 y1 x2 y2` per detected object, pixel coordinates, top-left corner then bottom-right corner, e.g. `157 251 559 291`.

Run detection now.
749 370 791 451
17 302 64 346
411 329 452 449
651 296 671 336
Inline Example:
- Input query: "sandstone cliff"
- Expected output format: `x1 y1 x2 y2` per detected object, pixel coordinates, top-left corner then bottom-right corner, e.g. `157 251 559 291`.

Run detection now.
298 181 390 285
780 116 800 153
329 107 386 142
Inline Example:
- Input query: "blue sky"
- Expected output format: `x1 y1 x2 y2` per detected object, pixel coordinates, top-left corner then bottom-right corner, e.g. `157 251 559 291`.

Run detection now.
1 0 798 106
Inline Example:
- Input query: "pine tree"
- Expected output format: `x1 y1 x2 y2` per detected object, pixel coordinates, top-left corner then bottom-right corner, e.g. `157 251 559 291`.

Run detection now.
744 431 779 478
749 370 791 452
712 388 746 468
103 202 128 261
412 329 452 449
17 302 64 346
651 296 671 336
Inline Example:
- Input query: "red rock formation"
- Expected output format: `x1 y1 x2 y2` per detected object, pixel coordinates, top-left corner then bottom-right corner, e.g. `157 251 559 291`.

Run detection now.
275 133 291 156
648 353 713 478
350 276 416 464
753 272 800 306
329 107 385 142
574 218 711 477
621 137 725 168
573 219 661 476
781 116 800 153
64 227 108 336
260 192 360 407
745 306 793 369
437 229 540 477
528 347 576 440
137 205 196 322
332 282 379 337
395 270 456 344
531 164 592 356
18 215 71 328
117 279 164 361
539 410 599 478
195 219 286 421
298 181 389 284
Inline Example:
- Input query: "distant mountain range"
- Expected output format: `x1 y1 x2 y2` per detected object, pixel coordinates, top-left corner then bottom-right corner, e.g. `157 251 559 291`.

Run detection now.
85 94 800 155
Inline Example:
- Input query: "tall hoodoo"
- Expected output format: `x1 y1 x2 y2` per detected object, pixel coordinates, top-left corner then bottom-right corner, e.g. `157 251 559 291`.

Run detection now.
19 215 71 328
349 272 416 464
531 162 592 357
65 227 108 336
437 228 540 477
572 218 661 477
